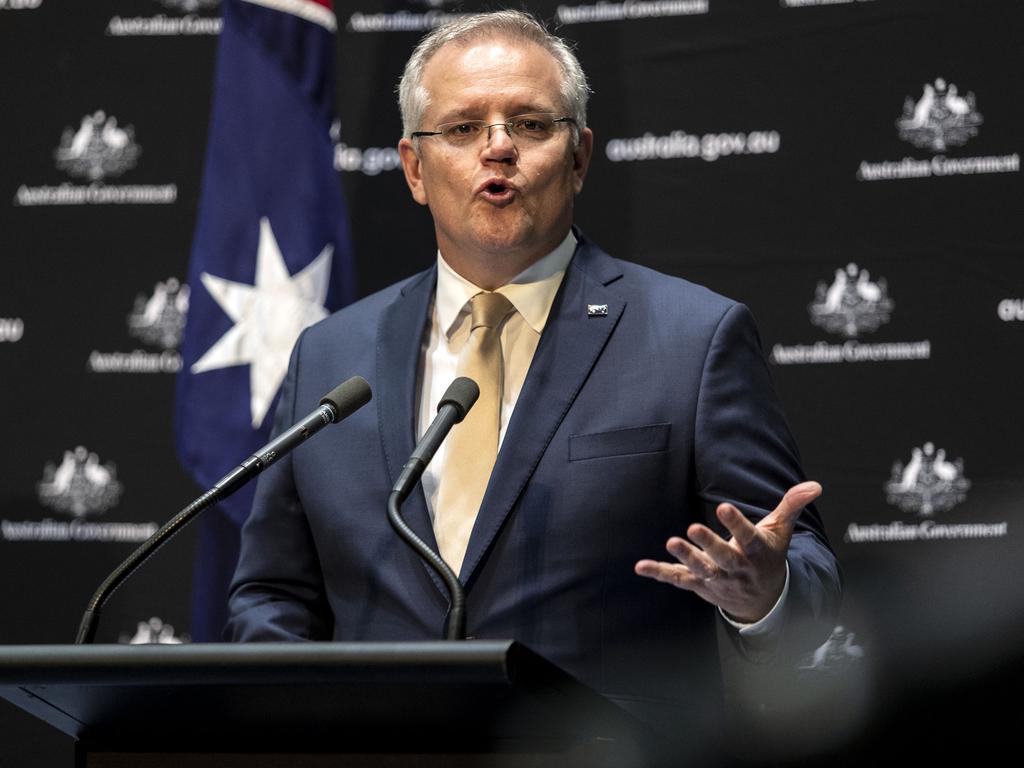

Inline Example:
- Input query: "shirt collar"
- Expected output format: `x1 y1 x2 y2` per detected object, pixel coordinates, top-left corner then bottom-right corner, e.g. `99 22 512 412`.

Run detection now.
435 230 576 337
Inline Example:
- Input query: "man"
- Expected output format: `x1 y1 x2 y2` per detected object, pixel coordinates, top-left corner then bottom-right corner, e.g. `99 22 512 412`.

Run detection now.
228 9 840 745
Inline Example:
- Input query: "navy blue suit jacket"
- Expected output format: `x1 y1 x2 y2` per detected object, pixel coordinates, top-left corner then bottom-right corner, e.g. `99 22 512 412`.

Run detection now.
227 235 841 727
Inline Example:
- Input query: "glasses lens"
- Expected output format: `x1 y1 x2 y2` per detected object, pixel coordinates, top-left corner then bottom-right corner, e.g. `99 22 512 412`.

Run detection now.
438 121 485 145
509 114 556 140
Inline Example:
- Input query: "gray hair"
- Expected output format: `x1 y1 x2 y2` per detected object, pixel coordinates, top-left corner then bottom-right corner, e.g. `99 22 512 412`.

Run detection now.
397 10 590 142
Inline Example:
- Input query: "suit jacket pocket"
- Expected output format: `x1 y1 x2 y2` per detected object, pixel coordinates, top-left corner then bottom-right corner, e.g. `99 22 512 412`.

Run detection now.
568 423 671 461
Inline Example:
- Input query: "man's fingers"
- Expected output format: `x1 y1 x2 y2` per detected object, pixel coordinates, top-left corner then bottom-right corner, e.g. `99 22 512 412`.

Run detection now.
716 503 758 551
767 480 822 532
635 559 706 591
679 527 739 573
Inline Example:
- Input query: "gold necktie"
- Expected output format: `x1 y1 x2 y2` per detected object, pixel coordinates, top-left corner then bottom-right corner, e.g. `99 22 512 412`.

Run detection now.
435 291 515 575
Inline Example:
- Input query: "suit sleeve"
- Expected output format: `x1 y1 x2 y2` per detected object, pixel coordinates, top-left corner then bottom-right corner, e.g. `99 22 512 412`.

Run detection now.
225 331 334 641
694 302 841 658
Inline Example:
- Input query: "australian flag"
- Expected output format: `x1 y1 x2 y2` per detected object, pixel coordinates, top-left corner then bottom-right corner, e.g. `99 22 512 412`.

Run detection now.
175 0 355 642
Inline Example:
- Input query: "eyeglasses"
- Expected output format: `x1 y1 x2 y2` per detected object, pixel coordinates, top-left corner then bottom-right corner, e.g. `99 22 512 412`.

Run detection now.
411 113 576 147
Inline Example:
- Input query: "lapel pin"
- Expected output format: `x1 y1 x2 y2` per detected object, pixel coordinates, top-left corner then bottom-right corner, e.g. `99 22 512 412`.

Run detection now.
587 304 609 317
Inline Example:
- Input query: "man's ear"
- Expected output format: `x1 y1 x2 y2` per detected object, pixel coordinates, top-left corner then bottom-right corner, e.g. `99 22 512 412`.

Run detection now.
572 127 594 194
399 138 429 206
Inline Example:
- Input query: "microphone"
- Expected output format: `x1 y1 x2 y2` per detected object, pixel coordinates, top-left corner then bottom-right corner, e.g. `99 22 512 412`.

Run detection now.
388 376 478 641
75 376 372 645
214 376 372 497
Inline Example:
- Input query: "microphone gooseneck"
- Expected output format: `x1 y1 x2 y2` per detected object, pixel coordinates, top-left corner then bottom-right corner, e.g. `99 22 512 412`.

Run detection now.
74 376 372 645
388 376 479 641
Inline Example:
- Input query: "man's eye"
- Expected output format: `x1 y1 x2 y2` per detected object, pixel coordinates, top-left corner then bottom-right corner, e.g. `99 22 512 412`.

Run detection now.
449 123 478 136
516 119 546 132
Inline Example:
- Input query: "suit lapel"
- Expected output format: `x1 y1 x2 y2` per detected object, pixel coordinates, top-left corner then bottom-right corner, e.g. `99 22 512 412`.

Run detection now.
376 268 439 559
459 240 626 584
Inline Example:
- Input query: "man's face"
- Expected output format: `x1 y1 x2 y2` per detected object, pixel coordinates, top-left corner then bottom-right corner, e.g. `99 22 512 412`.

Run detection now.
399 37 593 285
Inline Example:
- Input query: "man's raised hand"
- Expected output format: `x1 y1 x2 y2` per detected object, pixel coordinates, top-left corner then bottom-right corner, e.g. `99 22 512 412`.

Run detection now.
635 481 823 623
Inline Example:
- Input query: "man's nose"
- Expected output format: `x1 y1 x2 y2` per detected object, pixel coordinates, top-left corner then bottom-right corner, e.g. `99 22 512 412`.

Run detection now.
485 122 514 142
483 123 517 159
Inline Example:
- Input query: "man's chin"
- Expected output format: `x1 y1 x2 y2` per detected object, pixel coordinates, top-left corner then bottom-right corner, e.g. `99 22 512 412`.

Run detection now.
437 215 564 270
468 224 536 258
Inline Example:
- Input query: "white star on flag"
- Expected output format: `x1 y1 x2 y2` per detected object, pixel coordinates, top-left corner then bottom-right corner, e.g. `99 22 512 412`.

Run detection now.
191 216 332 428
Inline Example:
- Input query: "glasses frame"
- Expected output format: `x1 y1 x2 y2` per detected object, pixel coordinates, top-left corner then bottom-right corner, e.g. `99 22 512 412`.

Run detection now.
411 113 577 145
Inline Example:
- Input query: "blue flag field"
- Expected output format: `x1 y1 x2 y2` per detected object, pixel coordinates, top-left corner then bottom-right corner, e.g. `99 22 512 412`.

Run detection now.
175 0 355 642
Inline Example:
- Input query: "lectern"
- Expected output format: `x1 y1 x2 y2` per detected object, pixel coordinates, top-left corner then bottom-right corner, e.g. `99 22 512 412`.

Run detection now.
0 641 652 768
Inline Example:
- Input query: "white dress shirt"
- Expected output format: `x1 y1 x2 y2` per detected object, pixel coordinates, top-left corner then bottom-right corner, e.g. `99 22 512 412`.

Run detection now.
415 229 788 637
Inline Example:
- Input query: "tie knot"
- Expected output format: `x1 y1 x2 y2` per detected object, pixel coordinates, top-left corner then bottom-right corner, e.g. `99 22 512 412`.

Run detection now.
469 291 515 330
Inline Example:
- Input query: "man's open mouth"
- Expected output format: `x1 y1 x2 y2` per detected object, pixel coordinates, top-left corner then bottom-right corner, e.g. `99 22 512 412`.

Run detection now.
477 178 517 204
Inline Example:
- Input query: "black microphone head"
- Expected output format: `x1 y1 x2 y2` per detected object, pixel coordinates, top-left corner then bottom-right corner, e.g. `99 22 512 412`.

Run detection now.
438 376 479 423
320 376 372 420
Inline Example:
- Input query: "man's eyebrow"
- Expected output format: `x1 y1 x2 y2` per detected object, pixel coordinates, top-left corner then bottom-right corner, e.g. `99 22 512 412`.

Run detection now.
433 110 478 124
432 102 560 124
507 103 560 117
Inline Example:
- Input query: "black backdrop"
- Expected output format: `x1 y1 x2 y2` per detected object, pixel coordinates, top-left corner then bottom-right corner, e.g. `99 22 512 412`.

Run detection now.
1 0 1022 764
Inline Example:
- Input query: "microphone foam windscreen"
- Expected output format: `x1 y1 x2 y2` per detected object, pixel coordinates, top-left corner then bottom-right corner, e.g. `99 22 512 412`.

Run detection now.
321 376 372 419
438 376 479 421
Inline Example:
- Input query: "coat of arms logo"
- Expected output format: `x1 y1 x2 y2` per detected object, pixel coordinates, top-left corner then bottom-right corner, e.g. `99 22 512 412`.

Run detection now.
799 625 865 673
37 446 124 517
128 278 190 350
54 111 141 181
121 616 188 644
897 78 983 152
808 262 893 338
885 442 971 516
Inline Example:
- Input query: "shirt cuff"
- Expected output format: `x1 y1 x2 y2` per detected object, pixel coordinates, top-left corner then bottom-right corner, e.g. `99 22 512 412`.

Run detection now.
719 561 790 638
